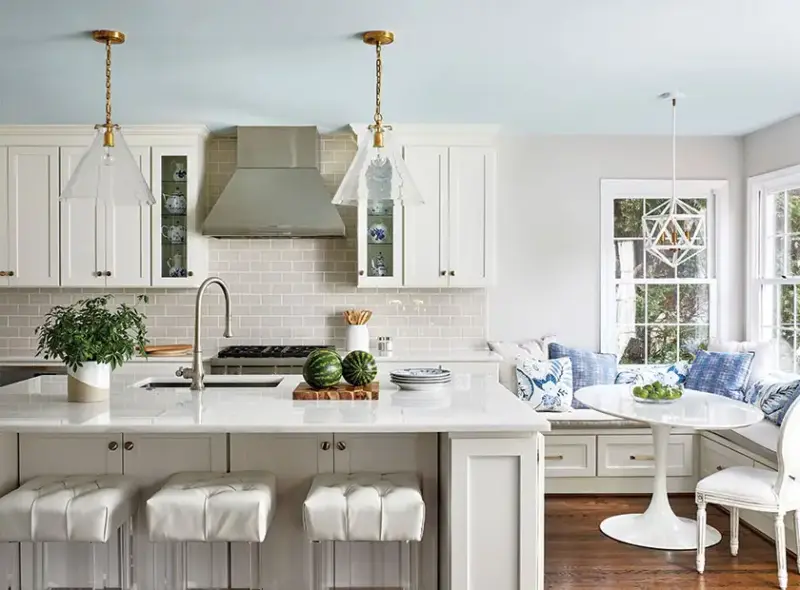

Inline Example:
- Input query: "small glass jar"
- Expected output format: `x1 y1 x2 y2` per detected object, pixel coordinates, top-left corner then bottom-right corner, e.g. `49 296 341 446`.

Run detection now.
377 336 393 356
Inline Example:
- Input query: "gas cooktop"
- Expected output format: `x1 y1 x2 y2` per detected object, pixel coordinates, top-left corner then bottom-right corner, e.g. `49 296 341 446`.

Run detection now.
215 345 334 360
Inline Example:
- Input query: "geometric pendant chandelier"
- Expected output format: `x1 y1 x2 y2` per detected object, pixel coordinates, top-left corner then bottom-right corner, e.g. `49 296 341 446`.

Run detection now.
59 30 156 206
641 92 706 268
332 30 423 207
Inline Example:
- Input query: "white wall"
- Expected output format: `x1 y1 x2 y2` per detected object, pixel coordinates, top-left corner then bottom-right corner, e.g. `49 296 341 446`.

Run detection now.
488 135 745 350
744 113 800 177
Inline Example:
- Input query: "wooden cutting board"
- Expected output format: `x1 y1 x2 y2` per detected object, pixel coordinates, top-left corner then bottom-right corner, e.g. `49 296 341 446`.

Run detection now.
293 382 379 400
144 344 192 357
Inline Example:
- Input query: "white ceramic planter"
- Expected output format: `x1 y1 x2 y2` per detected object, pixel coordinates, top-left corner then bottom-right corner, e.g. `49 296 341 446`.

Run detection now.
345 325 370 353
67 362 111 403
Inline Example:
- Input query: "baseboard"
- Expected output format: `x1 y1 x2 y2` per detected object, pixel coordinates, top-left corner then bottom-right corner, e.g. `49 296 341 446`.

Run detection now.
546 476 695 494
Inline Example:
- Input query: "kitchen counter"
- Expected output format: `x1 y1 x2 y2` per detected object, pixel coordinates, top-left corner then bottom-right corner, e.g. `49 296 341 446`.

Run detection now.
0 355 194 366
0 372 549 434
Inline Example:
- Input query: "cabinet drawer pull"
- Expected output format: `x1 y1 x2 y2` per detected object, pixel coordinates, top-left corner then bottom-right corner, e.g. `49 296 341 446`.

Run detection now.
358 270 365 276
188 270 194 277
124 441 134 451
629 455 654 462
336 441 347 451
0 272 6 277
108 441 119 451
7 271 13 277
545 454 564 461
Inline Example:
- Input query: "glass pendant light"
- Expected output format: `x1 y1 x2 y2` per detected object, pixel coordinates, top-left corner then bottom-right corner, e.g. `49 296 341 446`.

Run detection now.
642 93 706 267
60 30 155 206
332 31 423 206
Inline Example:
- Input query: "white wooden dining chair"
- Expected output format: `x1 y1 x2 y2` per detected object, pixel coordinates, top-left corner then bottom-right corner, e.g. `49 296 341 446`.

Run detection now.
695 398 800 589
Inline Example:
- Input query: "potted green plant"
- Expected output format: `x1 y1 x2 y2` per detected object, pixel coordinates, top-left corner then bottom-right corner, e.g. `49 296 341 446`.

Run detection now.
35 295 148 402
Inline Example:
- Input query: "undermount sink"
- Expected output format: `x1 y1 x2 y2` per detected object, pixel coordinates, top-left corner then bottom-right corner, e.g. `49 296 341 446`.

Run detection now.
134 376 283 390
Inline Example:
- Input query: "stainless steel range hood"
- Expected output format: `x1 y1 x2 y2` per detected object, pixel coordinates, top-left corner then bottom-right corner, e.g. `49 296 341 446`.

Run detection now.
202 126 345 238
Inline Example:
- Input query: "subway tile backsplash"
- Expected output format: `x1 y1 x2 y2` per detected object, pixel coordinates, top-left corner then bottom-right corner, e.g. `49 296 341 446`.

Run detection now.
0 133 487 357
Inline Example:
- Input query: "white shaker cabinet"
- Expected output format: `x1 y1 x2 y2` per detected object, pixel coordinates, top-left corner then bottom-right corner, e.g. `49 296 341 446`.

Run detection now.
355 126 497 288
0 147 60 287
60 146 151 287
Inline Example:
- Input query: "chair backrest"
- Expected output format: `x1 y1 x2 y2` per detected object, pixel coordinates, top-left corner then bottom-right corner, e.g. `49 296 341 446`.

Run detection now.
776 397 800 500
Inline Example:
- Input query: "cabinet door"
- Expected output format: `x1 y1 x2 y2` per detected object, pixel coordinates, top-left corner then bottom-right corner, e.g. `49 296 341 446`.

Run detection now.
151 146 206 287
7 147 59 286
403 145 448 287
332 434 437 590
122 434 227 590
229 434 333 590
19 434 124 589
105 147 151 286
60 146 105 287
447 146 496 287
358 199 404 287
0 148 7 286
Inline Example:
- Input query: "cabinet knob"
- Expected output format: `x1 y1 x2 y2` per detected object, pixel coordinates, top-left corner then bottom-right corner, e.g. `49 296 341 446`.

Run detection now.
358 270 365 276
94 271 102 277
449 270 456 276
124 441 134 451
0 272 6 277
7 271 13 277
105 271 112 277
108 441 119 451
336 441 347 451
187 271 194 277
320 441 331 451
440 270 446 276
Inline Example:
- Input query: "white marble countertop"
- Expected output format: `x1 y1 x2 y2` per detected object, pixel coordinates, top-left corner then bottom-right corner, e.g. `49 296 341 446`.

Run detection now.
354 350 501 363
0 373 549 434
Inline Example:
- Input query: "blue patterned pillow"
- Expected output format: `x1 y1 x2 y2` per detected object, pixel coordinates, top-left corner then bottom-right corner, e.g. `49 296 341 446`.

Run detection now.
516 357 573 412
757 379 800 426
615 362 690 387
548 343 617 408
684 350 754 401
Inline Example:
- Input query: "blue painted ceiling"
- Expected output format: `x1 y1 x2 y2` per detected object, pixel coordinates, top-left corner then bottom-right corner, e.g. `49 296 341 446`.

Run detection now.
2 0 800 135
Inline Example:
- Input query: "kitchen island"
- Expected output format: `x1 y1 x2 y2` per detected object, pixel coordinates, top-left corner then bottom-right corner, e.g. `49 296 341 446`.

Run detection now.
0 371 548 590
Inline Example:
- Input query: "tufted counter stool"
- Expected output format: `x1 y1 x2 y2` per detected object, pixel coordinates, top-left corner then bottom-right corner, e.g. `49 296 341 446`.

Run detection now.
0 474 139 589
146 471 277 590
303 472 425 590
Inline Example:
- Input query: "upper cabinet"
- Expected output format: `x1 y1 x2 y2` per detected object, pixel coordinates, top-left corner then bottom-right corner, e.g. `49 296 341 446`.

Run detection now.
355 126 497 289
0 126 209 288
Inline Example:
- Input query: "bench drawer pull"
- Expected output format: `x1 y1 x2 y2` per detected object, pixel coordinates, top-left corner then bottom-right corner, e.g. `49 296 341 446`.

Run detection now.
545 454 564 461
629 454 655 462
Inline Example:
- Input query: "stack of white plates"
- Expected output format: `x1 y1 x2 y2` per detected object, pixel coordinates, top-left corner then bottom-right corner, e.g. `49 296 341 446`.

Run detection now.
390 368 452 391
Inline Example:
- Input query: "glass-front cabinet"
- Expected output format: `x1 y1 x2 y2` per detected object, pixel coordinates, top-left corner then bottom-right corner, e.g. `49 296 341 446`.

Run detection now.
357 199 403 287
151 146 207 287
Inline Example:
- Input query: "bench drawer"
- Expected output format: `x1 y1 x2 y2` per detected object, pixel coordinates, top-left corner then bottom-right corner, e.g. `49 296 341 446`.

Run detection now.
700 437 753 478
543 435 596 478
597 434 694 477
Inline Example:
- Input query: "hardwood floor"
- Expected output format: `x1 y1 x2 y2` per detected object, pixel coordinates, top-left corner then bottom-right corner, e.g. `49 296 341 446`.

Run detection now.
545 495 799 589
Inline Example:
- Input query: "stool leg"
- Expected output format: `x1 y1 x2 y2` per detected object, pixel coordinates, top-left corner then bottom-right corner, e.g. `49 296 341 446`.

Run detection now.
176 542 188 590
89 542 100 589
311 541 323 590
402 541 419 590
249 542 262 590
32 542 45 590
5 542 15 590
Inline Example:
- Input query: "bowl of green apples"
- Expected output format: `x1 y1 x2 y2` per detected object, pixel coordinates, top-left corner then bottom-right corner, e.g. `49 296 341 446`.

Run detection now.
631 381 683 404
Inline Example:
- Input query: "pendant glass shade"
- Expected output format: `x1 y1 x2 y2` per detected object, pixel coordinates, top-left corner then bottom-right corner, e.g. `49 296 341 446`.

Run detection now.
332 131 423 206
642 198 707 267
60 127 156 205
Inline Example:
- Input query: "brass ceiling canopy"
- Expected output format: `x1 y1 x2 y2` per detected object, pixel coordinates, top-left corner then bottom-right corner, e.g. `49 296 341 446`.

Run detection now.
362 30 394 46
92 30 126 45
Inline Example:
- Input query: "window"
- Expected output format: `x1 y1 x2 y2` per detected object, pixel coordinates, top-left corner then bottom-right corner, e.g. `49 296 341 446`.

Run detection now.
748 165 800 372
601 180 722 365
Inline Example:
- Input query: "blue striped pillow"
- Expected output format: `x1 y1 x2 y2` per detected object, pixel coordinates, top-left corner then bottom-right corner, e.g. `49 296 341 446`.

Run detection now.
684 350 754 401
548 343 617 408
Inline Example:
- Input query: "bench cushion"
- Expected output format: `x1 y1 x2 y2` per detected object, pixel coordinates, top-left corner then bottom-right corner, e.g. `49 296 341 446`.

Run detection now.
147 471 276 542
716 421 779 463
0 475 138 542
303 472 424 542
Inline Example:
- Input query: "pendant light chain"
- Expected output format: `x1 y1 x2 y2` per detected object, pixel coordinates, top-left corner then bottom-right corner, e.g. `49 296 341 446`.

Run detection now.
105 39 113 128
373 42 383 130
671 97 677 213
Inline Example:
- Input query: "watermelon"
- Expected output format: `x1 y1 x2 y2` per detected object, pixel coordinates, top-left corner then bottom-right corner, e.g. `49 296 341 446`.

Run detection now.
342 351 378 386
303 349 342 389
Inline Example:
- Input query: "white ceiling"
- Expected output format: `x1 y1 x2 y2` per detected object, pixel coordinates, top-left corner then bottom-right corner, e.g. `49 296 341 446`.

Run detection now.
2 0 800 135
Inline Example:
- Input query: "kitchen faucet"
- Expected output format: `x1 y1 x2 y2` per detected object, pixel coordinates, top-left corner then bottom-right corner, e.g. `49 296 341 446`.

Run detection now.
176 277 233 390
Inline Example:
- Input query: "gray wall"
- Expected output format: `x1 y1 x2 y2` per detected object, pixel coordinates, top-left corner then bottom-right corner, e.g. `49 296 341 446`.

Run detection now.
488 134 745 349
744 113 800 177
